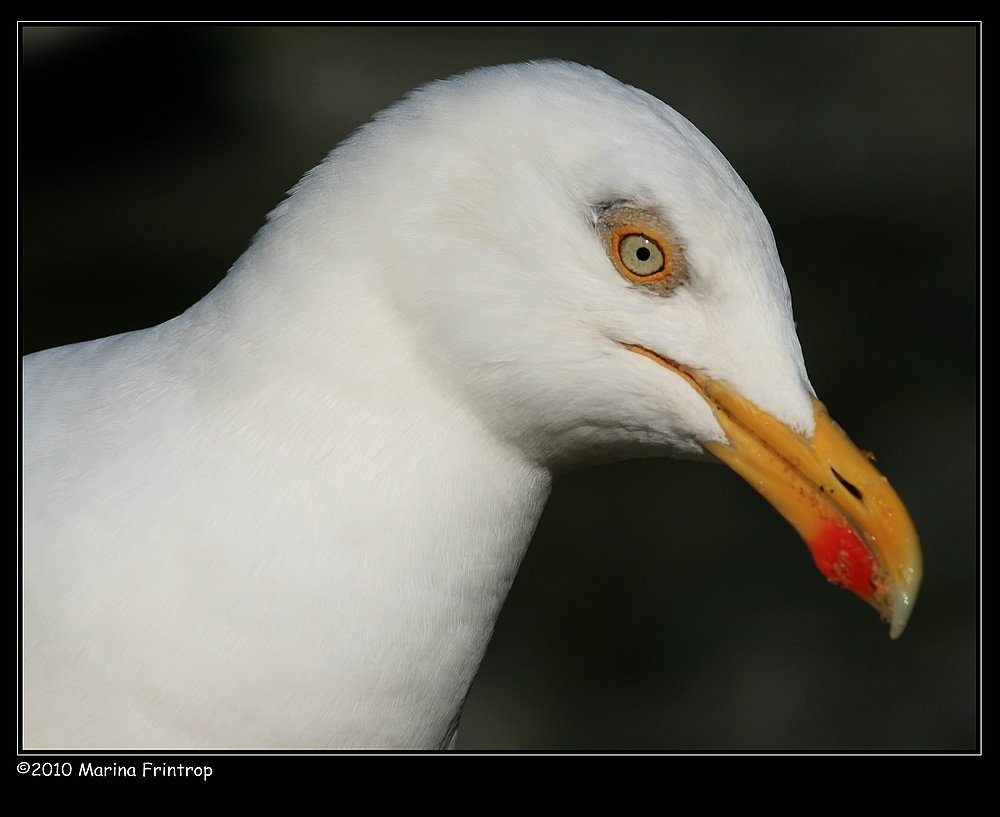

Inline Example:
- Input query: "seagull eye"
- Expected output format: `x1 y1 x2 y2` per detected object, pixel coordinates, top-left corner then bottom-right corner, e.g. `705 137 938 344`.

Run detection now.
610 225 677 287
617 233 665 277
597 204 685 293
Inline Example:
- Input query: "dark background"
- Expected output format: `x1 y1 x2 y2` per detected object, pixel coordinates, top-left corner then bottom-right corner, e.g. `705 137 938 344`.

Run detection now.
19 25 978 751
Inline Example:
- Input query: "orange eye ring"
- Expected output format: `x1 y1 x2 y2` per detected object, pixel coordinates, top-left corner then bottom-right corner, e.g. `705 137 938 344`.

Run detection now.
610 226 674 284
597 203 686 294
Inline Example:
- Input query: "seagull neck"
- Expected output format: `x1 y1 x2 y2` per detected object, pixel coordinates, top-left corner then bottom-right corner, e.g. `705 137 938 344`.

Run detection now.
170 247 556 746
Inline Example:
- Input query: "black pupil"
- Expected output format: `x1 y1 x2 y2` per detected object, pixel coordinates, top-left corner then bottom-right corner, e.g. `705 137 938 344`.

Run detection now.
635 246 651 262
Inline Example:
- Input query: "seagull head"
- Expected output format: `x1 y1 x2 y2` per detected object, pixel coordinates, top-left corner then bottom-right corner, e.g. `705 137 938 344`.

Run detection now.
253 61 921 636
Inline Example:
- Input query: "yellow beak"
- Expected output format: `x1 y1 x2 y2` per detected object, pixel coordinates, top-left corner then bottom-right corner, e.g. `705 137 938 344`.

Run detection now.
624 343 922 638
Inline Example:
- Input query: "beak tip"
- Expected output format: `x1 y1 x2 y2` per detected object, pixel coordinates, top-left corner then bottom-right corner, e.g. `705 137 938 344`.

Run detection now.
888 604 912 640
886 577 920 640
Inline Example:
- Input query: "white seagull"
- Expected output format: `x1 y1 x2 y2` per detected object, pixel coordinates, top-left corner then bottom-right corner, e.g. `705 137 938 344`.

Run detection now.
21 61 922 749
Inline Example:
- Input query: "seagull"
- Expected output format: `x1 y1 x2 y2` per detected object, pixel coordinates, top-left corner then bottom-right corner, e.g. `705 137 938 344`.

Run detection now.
21 61 922 749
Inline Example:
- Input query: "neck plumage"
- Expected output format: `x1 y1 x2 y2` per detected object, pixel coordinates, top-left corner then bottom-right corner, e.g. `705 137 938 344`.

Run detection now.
24 225 553 748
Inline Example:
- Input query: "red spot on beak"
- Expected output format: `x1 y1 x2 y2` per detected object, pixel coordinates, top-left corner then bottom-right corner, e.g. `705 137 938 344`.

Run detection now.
809 519 877 601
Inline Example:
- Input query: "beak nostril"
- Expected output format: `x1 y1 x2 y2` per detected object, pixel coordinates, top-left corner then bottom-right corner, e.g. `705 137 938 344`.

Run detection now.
831 467 863 501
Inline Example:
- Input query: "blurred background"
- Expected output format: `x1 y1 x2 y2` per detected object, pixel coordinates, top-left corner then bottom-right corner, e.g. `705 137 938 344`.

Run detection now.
19 25 978 751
